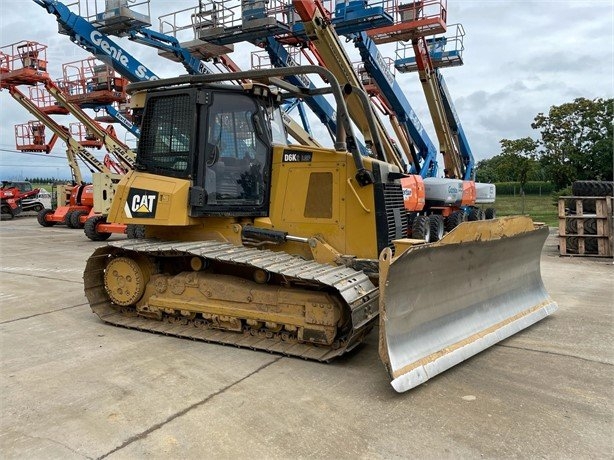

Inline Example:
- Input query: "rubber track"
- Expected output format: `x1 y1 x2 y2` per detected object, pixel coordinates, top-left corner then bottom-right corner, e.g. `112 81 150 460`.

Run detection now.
84 240 380 362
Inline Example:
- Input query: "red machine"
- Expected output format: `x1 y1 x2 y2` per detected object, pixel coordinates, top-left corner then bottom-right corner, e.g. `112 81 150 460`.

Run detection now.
0 181 41 218
37 183 93 228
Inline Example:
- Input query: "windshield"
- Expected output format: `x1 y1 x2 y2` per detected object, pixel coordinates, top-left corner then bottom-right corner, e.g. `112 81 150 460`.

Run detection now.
203 92 269 207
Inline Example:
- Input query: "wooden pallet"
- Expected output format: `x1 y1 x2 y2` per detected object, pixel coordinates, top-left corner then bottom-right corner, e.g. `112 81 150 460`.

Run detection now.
558 196 613 257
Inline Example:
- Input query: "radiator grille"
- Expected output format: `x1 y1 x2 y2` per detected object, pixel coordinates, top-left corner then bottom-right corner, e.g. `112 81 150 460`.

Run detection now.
375 182 407 255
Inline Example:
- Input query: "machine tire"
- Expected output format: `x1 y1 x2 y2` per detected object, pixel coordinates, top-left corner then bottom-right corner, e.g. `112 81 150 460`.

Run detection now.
64 210 76 228
565 219 577 235
565 236 579 254
428 215 444 242
1 205 13 219
84 215 111 241
485 208 496 220
571 181 613 213
584 218 597 235
31 203 44 213
468 207 485 221
126 224 146 239
581 199 596 214
572 180 614 197
37 209 56 227
585 237 598 254
411 215 430 242
70 210 88 229
444 210 465 232
406 213 417 229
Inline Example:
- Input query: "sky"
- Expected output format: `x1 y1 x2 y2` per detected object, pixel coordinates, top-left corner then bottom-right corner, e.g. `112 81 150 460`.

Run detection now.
0 0 612 181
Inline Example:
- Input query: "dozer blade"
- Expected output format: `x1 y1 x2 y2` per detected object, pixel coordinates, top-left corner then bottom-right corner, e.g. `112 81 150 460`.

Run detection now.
379 216 557 393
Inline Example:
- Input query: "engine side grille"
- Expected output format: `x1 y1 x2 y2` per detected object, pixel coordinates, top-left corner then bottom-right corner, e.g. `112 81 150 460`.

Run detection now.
374 182 407 255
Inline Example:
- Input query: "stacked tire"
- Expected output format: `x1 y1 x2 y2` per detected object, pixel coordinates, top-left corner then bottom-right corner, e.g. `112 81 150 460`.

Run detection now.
565 180 613 254
570 180 614 213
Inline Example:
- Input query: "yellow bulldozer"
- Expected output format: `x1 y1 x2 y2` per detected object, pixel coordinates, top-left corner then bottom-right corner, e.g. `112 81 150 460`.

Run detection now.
84 67 557 392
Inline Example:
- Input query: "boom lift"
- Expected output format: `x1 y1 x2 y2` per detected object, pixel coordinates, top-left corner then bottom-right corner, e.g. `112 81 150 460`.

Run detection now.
84 66 556 392
392 21 496 221
6 86 118 229
61 57 140 137
35 75 136 235
0 41 126 233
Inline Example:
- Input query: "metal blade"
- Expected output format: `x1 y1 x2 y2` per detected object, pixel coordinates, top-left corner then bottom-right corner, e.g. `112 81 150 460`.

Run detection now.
379 217 558 393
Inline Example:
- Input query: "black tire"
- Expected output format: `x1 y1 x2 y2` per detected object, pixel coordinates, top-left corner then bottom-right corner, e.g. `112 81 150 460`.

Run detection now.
1 204 14 219
584 218 597 235
445 210 465 232
585 237 598 254
565 236 579 254
565 219 578 235
428 214 444 242
581 199 596 214
126 224 146 239
37 208 56 227
32 203 44 213
468 207 484 221
64 210 76 228
70 210 88 229
572 180 614 197
485 208 496 220
411 215 430 241
84 215 111 241
568 198 596 214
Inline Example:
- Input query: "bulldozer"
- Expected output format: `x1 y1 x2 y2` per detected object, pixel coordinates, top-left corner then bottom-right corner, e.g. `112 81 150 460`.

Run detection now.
84 67 557 392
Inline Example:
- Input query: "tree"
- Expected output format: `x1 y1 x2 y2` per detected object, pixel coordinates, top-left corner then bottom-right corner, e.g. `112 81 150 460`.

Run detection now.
499 137 540 192
475 137 541 186
531 97 613 189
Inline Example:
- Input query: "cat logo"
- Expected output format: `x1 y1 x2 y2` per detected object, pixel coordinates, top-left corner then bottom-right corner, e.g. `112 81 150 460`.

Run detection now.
124 188 158 218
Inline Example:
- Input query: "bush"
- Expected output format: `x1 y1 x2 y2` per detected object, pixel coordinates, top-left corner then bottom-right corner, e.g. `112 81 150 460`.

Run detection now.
551 186 572 207
494 181 555 195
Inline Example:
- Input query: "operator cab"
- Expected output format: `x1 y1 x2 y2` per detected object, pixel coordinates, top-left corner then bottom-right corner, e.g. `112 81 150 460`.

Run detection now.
136 84 286 217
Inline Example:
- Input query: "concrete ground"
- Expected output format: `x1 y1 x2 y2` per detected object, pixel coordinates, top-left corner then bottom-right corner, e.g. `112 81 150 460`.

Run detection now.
0 217 612 459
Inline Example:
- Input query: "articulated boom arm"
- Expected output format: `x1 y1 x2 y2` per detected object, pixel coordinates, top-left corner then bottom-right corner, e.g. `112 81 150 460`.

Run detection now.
42 78 135 172
354 32 439 177
8 85 110 183
434 70 474 179
412 36 463 179
32 0 158 82
100 104 141 137
123 26 211 76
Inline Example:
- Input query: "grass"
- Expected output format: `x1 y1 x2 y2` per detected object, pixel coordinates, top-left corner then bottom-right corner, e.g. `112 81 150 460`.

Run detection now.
493 194 558 227
32 183 51 192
